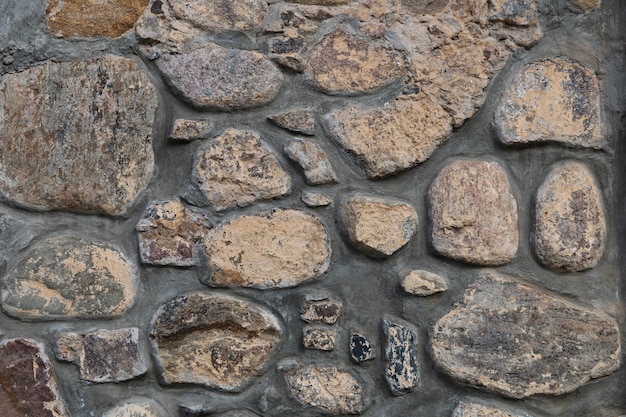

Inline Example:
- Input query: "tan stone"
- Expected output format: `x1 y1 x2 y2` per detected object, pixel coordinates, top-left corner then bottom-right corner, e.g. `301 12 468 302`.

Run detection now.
301 297 342 324
169 0 268 31
340 194 418 256
429 160 518 265
303 326 337 351
168 119 213 141
103 401 164 417
452 402 526 417
204 209 330 288
534 162 605 272
284 140 339 185
268 109 316 135
401 270 448 296
302 191 333 207
496 59 604 148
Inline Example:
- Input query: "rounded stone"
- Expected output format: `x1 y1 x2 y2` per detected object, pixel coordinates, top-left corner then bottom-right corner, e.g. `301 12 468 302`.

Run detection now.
169 0 268 31
400 270 448 296
0 56 157 216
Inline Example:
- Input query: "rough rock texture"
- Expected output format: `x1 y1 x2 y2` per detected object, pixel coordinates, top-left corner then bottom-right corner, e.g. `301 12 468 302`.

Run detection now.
169 0 268 31
204 209 330 288
496 59 603 148
3 237 136 319
452 402 526 417
383 318 419 395
303 326 337 351
136 200 210 266
570 0 600 10
401 270 448 296
46 0 148 38
0 213 32 263
350 333 375 363
0 56 157 216
151 292 281 391
268 109 316 135
192 129 292 211
340 194 418 256
431 273 621 399
301 297 342 324
284 140 339 185
103 401 164 417
0 338 69 417
169 119 213 141
156 44 283 110
302 191 333 207
180 408 261 417
534 162 606 272
429 160 518 265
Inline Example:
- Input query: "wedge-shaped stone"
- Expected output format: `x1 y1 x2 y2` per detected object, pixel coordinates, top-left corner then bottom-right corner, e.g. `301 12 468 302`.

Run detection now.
284 139 338 185
383 318 419 395
534 162 605 272
431 273 621 399
452 402 528 417
169 0 268 31
151 292 281 391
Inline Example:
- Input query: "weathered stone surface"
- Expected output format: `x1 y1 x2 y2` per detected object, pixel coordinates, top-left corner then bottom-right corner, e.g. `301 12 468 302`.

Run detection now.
169 119 213 141
301 297 342 324
383 318 419 395
0 213 32 263
534 162 605 272
103 401 164 417
340 194 418 256
287 0 351 4
401 270 448 296
3 237 137 319
350 333 375 363
495 59 603 148
0 56 157 216
303 326 337 351
0 338 69 417
302 191 333 207
570 0 600 10
180 408 261 417
429 160 518 265
452 402 525 417
46 0 148 38
156 44 283 110
192 129 292 211
281 363 366 414
268 109 316 135
136 200 210 266
284 140 338 185
151 292 281 391
431 273 621 399
169 0 268 31
204 209 330 288
306 28 405 93
489 0 538 26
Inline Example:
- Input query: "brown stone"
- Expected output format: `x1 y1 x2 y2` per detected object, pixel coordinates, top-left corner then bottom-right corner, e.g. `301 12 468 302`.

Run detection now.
284 140 339 185
0 338 69 417
303 326 337 351
0 56 157 216
46 0 148 38
495 59 604 149
302 191 333 207
151 292 281 391
169 119 213 141
169 0 268 31
204 209 331 288
452 402 526 417
401 270 448 296
429 160 518 265
103 401 164 417
268 109 316 135
534 162 606 272
431 273 621 399
489 0 538 25
192 129 292 211
570 0 600 10
340 194 418 256
301 297 342 324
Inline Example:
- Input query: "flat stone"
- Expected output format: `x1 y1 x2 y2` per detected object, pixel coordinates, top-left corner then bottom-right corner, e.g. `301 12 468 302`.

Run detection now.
169 0 268 31
495 59 603 149
431 273 621 399
429 160 518 265
3 236 137 319
401 270 448 296
156 44 283 110
46 0 148 38
0 56 157 216
204 209 330 288
151 292 281 391
340 194 418 256
284 140 339 185
350 332 375 363
452 402 526 417
192 129 292 211
169 119 213 141
103 401 164 417
136 200 210 266
301 297 342 324
383 318 419 395
534 162 606 272
0 338 69 417
268 109 316 135
303 326 337 351
570 0 600 10
302 191 333 207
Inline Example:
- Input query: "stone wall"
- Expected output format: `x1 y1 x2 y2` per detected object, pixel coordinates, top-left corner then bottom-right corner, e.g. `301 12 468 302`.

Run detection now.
0 0 624 416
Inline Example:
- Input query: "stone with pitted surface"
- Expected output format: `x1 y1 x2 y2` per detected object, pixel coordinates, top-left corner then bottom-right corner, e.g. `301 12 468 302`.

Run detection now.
169 119 213 142
383 318 419 395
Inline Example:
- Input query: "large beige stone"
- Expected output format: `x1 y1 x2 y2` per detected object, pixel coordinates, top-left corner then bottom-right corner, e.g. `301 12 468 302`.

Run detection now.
534 162 605 272
452 402 527 417
429 160 518 265
0 56 157 216
204 209 330 288
169 0 268 31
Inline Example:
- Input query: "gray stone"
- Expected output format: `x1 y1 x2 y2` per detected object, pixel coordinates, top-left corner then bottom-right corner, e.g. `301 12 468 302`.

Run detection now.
169 119 213 141
303 326 337 351
302 191 333 207
401 270 448 296
301 297 342 324
169 0 268 31
0 213 32 263
431 273 621 399
284 140 338 185
383 318 419 395
452 402 527 417
268 109 316 135
350 332 375 363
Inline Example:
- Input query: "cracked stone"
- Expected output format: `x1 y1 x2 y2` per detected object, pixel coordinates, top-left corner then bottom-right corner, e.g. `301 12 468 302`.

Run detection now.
401 270 448 296
383 318 419 395
284 139 339 185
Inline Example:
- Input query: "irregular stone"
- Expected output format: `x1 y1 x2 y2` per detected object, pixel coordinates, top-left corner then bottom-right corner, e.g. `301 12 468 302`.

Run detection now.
431 273 621 399
169 119 213 141
268 109 316 135
301 297 342 324
180 408 261 417
534 162 605 272
284 140 339 185
55 332 84 362
303 326 337 351
3 236 137 319
452 402 526 417
280 363 366 414
287 0 352 4
401 270 448 296
192 129 292 211
340 194 418 256
306 28 405 93
204 209 330 288
383 318 419 395
429 160 518 265
169 0 268 31
0 213 32 263
350 332 375 363
570 0 600 10
46 0 148 38
495 59 603 149
0 338 69 417
136 200 210 266
156 44 283 110
103 401 164 417
302 191 333 207
266 35 308 72
151 292 281 391
489 0 538 26
0 56 157 216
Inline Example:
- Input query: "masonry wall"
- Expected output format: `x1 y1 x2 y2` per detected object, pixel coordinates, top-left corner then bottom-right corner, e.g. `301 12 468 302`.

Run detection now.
0 0 624 416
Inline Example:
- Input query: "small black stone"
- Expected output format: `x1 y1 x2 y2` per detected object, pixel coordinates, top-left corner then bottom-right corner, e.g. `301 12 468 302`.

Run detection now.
350 333 374 363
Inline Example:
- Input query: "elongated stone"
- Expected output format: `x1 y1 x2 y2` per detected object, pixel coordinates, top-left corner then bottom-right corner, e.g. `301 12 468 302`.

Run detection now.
301 297 342 324
401 270 448 296
452 402 527 417
103 401 165 417
383 318 419 395
431 273 621 399
169 0 268 31
169 119 213 141
268 109 315 135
